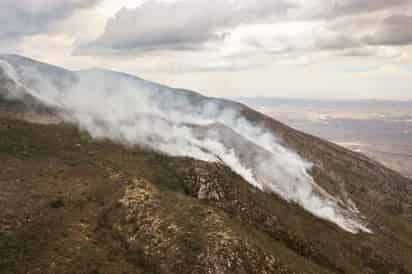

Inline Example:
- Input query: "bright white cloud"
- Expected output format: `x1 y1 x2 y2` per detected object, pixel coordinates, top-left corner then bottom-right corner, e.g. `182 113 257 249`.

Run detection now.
79 0 293 53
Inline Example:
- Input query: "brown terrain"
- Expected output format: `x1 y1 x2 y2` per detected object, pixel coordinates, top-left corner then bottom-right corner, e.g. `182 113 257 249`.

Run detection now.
1 55 412 274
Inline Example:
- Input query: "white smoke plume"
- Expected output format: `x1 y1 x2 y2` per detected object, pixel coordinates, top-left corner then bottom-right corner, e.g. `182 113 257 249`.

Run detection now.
0 55 371 233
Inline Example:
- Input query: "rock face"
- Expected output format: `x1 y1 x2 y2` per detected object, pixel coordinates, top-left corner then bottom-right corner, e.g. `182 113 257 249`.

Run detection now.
0 117 412 274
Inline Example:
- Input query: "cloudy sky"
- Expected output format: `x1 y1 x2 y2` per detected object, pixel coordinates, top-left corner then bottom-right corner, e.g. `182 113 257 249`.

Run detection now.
1 0 412 99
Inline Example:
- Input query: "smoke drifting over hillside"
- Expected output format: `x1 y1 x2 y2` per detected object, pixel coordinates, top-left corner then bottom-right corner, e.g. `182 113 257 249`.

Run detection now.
0 55 370 233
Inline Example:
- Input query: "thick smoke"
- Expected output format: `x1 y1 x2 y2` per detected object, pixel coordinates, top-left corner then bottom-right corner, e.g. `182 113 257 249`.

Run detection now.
0 55 370 233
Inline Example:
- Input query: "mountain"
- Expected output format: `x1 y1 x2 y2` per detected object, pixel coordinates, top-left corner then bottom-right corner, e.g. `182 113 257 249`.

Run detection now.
0 54 411 274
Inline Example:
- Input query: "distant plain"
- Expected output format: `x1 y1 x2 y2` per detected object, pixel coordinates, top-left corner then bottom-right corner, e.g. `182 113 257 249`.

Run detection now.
235 98 412 178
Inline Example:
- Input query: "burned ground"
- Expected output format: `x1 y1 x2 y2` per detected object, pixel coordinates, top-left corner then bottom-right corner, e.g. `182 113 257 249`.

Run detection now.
0 115 412 274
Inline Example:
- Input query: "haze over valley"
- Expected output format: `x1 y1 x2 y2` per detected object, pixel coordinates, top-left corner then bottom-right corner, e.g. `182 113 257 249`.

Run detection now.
236 98 412 178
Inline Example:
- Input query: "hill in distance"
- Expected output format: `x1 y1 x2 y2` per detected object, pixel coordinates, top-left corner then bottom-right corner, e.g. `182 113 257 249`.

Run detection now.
0 54 412 274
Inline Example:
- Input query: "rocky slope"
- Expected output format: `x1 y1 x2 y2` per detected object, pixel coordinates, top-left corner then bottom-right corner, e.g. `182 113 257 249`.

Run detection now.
1 55 412 274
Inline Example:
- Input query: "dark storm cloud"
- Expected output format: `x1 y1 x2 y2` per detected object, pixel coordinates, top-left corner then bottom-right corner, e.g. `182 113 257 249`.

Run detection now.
0 0 101 41
316 0 410 18
363 15 412 46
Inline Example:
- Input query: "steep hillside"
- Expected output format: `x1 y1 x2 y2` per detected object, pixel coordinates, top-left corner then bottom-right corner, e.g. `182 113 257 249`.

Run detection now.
0 55 412 273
